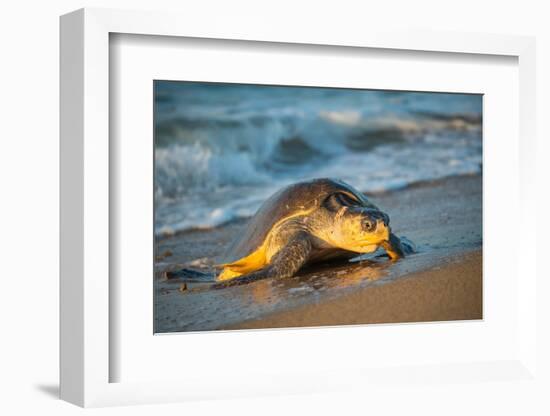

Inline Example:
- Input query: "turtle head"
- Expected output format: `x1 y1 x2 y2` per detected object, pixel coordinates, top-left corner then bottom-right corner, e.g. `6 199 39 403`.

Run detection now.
316 191 391 253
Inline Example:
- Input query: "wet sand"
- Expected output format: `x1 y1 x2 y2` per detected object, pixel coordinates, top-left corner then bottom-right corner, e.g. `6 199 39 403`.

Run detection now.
228 250 481 329
154 174 482 332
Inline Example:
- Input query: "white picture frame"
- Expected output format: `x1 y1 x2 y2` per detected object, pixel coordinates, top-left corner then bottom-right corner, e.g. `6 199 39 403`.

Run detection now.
60 7 538 408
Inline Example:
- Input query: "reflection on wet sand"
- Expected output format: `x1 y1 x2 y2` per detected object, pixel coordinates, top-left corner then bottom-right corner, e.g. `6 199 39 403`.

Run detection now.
271 259 388 294
233 258 390 305
155 257 392 331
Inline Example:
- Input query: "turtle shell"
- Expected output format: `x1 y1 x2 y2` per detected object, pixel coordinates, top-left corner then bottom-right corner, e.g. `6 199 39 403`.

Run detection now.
221 178 377 264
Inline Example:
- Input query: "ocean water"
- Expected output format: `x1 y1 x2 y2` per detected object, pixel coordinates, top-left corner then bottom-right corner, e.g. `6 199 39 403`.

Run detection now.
154 81 482 236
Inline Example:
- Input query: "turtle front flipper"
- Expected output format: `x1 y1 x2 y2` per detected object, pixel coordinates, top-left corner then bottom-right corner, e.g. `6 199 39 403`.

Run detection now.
212 232 312 289
381 232 416 260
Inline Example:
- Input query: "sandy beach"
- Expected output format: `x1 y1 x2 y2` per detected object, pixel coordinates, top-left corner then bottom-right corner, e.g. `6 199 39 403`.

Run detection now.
228 251 481 329
154 174 482 332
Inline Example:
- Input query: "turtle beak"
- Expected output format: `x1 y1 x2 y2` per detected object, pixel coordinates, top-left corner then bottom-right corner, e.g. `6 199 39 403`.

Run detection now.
380 223 390 241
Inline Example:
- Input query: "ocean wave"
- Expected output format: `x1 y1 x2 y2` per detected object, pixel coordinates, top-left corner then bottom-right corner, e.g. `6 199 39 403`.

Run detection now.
155 143 271 201
154 111 480 202
153 83 482 235
154 133 481 236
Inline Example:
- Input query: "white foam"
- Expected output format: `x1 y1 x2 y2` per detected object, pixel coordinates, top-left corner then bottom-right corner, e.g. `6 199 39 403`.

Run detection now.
155 132 481 236
153 86 482 235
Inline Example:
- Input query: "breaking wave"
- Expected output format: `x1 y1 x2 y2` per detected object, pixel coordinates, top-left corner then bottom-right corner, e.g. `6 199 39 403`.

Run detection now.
154 83 482 236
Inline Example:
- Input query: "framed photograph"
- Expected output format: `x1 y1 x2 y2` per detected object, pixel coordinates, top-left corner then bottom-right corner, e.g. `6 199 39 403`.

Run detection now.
152 80 483 334
60 8 538 407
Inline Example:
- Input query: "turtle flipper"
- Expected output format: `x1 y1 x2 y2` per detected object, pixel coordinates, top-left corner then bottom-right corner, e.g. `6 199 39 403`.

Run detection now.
381 232 416 260
212 232 312 289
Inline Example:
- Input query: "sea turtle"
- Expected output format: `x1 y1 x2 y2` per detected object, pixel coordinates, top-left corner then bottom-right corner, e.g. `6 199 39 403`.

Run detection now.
169 178 414 289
